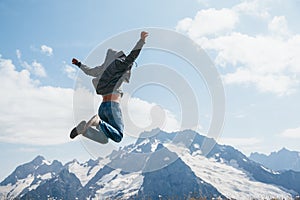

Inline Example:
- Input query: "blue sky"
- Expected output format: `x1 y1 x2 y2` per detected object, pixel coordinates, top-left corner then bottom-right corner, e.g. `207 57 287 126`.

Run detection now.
1 0 300 180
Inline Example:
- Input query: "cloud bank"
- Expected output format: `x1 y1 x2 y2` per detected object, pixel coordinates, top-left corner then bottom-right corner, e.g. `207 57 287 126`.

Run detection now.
0 55 180 145
176 1 300 96
0 56 73 145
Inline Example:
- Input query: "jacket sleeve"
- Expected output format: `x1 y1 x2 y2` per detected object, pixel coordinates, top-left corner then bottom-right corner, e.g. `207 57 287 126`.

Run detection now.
124 39 145 66
79 63 102 77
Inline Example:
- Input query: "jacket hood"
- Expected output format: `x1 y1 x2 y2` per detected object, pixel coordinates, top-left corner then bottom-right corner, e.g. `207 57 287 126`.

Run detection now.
102 49 125 68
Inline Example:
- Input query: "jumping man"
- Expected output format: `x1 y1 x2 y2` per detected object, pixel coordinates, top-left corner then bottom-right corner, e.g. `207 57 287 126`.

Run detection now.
70 31 149 144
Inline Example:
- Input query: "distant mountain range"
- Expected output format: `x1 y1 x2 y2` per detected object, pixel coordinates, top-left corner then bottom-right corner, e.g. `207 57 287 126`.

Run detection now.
249 147 300 172
1 129 300 200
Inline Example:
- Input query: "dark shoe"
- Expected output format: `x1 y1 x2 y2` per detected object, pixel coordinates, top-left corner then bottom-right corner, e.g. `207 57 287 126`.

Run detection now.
70 121 86 139
70 127 78 139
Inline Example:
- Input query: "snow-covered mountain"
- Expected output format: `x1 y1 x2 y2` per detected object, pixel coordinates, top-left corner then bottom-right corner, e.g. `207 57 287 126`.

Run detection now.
250 147 300 172
0 155 63 199
1 129 300 200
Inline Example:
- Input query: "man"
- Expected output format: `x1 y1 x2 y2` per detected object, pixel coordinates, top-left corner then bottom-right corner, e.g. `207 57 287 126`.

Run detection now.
70 31 148 144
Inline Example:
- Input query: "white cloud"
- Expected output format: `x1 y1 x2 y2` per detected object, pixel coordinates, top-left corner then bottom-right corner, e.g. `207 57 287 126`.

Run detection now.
233 0 271 19
223 68 298 96
176 8 238 37
219 137 262 146
63 63 77 80
280 127 300 139
121 94 180 138
218 137 263 155
0 56 73 145
197 0 209 7
40 45 53 56
268 16 290 36
16 49 47 78
200 32 300 96
16 49 21 59
21 60 47 78
176 3 300 96
31 60 47 77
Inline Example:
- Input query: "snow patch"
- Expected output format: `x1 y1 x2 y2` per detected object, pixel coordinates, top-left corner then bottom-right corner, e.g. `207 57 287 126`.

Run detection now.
151 139 159 152
128 139 150 153
28 181 41 191
68 158 110 186
42 159 52 165
193 143 200 149
37 172 52 180
164 157 170 161
192 150 202 156
137 138 150 147
94 169 144 199
166 144 292 200
260 165 273 173
97 169 121 185
260 165 280 175
0 175 34 199
229 159 239 168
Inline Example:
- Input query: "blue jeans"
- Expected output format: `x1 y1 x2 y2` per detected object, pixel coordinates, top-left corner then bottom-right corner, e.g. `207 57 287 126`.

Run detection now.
98 101 124 143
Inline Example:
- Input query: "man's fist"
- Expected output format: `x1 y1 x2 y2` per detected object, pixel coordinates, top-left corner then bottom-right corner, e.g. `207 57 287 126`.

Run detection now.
140 31 149 42
72 58 81 67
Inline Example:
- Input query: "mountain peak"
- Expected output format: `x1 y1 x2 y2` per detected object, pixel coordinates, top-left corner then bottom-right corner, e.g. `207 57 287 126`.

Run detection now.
250 147 300 172
269 147 294 157
32 155 45 165
278 147 290 153
136 128 174 145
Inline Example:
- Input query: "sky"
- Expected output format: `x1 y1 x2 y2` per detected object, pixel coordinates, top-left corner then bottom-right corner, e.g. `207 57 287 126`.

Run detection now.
1 0 300 181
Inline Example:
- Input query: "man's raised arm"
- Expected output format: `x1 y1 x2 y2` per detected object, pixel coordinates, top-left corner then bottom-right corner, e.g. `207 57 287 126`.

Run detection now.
124 31 149 65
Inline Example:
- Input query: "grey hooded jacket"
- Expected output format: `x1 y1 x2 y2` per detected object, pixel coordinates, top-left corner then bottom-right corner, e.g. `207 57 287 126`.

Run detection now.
79 39 145 96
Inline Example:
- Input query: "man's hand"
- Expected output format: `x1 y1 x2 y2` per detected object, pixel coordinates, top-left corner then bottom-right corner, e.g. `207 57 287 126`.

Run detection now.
140 31 149 42
72 58 81 67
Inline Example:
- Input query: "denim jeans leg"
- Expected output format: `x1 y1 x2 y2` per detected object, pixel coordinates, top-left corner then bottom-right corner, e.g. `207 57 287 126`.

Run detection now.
82 127 108 144
98 102 124 143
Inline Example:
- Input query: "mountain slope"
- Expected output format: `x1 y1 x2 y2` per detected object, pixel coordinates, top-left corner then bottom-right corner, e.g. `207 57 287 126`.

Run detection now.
137 144 223 199
180 130 300 196
167 144 292 199
21 169 82 200
66 157 110 187
0 155 63 199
